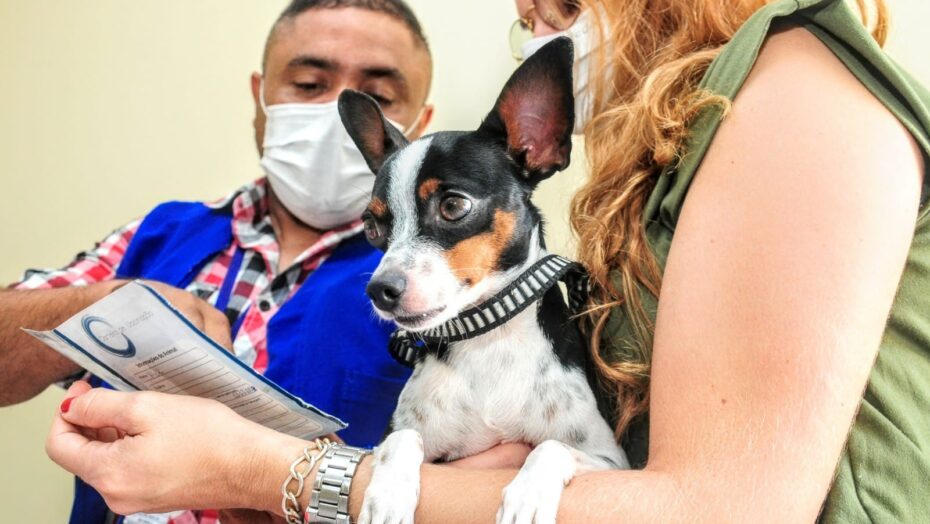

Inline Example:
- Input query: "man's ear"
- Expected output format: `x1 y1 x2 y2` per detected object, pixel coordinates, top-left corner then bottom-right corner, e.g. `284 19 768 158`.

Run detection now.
338 90 409 174
407 104 435 140
478 37 575 184
250 72 265 154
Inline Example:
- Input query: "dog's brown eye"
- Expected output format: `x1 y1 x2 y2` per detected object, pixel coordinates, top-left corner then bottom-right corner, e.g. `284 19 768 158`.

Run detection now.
363 218 383 242
439 196 472 221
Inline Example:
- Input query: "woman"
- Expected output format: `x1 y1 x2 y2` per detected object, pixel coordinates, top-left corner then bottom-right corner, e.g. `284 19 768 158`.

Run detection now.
47 0 930 521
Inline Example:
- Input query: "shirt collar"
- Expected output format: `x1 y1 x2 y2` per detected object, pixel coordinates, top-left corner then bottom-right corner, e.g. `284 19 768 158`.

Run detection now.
230 179 274 250
211 178 365 271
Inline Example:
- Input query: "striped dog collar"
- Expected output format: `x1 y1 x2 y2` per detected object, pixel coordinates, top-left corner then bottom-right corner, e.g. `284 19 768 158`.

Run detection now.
388 255 589 368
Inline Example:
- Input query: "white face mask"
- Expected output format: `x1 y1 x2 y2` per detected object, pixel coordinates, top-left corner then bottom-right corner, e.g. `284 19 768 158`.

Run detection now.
259 82 417 230
520 10 600 135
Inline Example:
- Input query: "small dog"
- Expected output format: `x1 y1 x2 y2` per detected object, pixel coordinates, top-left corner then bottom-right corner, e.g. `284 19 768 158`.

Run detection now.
338 37 629 524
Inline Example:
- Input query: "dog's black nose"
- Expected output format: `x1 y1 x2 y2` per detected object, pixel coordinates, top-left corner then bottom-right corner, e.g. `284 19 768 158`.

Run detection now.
367 272 407 312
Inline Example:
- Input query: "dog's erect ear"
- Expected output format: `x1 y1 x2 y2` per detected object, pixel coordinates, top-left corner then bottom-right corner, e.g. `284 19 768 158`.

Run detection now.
338 90 409 174
478 37 575 184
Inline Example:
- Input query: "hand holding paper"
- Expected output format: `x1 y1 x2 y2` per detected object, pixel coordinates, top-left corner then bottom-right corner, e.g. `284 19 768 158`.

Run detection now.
48 380 311 516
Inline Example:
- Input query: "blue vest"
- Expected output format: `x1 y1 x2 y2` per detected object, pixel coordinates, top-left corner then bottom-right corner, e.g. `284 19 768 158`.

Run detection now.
70 201 408 524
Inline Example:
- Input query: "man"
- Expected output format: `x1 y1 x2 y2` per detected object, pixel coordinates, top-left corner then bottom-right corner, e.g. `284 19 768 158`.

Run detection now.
0 0 433 522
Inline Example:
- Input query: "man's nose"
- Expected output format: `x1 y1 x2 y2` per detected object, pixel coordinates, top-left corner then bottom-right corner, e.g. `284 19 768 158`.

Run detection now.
366 272 407 312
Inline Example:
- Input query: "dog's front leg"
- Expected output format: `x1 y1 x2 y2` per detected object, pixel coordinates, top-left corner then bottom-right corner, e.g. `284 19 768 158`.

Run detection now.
496 440 615 524
358 428 425 524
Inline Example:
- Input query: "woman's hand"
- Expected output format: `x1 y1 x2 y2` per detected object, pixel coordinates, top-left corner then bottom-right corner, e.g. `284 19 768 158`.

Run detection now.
46 381 305 516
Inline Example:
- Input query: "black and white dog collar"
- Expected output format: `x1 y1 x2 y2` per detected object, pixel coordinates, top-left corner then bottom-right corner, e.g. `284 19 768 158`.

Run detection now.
388 255 590 368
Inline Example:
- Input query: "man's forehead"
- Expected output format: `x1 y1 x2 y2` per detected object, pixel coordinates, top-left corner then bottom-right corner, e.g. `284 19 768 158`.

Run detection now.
267 7 423 74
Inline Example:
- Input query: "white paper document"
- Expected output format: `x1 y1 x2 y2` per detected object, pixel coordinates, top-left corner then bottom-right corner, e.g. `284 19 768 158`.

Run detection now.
24 280 345 439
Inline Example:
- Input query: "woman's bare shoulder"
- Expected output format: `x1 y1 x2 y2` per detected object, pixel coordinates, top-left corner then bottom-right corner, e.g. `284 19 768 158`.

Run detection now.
702 24 923 203
748 24 866 96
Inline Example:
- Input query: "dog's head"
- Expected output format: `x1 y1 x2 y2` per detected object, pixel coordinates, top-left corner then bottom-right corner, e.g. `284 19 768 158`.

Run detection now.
339 37 574 332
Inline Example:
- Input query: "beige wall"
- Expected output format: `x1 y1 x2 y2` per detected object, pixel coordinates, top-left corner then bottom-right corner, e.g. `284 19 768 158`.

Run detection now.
0 0 926 521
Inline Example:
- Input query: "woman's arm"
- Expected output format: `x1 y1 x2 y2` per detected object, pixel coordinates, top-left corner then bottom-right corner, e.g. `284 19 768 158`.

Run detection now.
45 382 678 521
353 26 924 522
47 27 924 523
642 27 923 521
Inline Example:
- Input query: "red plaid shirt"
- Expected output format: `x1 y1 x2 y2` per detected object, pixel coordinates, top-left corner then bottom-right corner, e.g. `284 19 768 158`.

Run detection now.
15 178 363 524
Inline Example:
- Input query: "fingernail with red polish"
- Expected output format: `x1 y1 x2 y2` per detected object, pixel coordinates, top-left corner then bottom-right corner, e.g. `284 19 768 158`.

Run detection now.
60 397 74 413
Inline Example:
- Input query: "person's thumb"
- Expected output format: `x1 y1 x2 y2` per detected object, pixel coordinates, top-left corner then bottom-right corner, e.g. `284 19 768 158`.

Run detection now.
60 387 147 435
63 380 93 398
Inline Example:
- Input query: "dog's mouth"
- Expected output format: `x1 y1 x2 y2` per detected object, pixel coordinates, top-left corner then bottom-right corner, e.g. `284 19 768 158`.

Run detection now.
393 307 447 331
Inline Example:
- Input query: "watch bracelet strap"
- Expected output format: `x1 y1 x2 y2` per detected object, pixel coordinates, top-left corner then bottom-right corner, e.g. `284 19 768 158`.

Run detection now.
306 444 371 524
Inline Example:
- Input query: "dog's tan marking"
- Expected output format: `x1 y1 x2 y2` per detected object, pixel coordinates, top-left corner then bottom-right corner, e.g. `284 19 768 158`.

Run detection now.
368 197 388 217
443 210 516 286
417 178 441 201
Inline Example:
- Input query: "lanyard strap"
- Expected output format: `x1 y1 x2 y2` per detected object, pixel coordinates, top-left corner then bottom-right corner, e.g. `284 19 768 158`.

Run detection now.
215 246 246 324
230 303 250 340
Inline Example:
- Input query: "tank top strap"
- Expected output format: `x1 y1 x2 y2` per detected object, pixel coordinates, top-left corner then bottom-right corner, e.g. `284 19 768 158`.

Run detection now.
645 0 930 233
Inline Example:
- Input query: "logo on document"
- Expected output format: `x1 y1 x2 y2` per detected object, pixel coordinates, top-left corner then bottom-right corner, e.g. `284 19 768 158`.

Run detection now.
81 316 137 358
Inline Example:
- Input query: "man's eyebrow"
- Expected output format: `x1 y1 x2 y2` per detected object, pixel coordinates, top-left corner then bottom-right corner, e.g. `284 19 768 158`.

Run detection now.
286 57 405 83
287 55 336 71
361 66 403 81
285 56 409 92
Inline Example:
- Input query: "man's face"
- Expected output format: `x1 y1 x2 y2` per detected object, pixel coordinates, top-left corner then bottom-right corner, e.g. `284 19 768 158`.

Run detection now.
251 7 433 152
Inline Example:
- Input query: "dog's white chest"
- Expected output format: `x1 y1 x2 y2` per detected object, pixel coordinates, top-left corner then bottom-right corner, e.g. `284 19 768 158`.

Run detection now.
394 339 547 459
390 308 618 462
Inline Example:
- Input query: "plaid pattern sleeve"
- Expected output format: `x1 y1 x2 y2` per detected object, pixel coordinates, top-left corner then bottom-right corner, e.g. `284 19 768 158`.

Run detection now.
13 219 141 290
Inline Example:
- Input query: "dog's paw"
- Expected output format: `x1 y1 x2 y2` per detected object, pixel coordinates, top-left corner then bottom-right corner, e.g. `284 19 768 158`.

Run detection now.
357 466 419 524
357 429 424 524
495 469 565 524
495 440 578 524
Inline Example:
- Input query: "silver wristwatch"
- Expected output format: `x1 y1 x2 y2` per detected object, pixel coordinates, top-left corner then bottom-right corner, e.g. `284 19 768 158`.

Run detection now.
306 444 371 524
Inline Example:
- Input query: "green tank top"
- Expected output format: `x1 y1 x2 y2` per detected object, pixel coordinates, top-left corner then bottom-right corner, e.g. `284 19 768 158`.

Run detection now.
601 0 930 521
